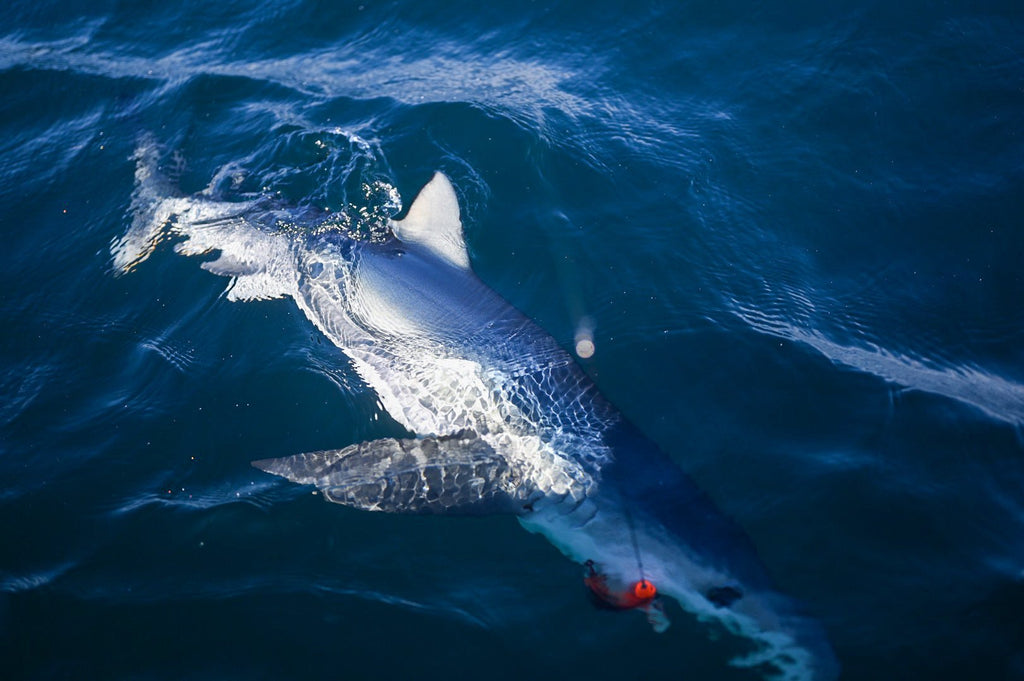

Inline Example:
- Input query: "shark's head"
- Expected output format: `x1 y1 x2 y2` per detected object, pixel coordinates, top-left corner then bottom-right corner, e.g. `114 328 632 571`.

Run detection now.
520 420 839 680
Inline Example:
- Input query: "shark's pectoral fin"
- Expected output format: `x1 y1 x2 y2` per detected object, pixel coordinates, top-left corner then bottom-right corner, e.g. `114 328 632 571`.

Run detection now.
253 431 536 515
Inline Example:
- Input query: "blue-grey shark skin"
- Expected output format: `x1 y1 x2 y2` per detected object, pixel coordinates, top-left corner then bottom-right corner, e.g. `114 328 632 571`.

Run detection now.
113 148 838 681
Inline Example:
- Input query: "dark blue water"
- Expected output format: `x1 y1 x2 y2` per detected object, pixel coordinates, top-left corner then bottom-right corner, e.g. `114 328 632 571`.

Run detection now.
3 1 1024 678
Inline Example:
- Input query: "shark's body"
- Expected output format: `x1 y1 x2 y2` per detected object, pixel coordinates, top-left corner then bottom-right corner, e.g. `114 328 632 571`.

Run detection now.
114 151 837 680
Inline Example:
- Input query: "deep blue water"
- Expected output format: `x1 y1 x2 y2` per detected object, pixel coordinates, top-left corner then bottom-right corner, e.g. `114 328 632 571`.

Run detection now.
2 1 1024 679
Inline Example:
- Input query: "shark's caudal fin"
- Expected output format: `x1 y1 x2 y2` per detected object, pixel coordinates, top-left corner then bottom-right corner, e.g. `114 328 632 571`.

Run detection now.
112 140 296 302
390 172 470 270
253 431 538 514
111 142 186 274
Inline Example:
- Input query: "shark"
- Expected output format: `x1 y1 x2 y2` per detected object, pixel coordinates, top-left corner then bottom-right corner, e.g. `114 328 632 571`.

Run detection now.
113 145 838 680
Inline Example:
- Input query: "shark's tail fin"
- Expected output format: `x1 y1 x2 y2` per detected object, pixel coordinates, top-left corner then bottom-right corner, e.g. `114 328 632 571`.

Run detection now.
111 138 296 302
112 137 263 275
110 138 182 274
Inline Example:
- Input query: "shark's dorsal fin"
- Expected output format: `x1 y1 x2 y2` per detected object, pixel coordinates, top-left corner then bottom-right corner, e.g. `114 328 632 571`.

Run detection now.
391 172 470 270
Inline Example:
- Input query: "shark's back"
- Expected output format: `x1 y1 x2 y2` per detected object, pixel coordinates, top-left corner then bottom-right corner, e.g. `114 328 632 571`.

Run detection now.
288 174 619 464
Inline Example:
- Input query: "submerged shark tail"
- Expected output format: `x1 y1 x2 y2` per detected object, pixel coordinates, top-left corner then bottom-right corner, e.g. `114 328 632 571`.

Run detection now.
110 140 181 274
112 139 296 302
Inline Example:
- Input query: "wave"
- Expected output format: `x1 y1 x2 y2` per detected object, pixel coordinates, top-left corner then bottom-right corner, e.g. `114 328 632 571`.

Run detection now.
0 17 731 179
731 299 1024 427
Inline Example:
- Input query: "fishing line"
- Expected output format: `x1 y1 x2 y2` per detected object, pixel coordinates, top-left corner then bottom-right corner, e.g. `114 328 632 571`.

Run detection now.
621 494 646 582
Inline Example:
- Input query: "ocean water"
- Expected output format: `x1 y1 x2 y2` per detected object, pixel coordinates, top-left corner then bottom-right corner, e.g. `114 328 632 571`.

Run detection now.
2 1 1024 679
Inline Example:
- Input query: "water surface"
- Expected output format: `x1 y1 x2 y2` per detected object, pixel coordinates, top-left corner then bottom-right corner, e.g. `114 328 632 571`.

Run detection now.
2 1 1024 679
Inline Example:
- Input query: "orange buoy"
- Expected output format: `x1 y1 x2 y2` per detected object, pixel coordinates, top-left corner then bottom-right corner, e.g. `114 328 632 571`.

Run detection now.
584 561 659 610
632 579 657 602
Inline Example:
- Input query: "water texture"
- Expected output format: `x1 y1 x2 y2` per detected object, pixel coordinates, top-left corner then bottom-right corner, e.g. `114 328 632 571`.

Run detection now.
2 1 1023 679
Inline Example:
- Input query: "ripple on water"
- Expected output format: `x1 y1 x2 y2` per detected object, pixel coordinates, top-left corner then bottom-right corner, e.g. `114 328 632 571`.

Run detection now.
728 297 1024 428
